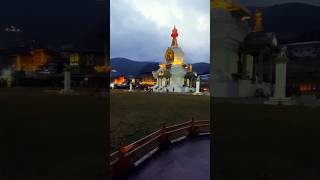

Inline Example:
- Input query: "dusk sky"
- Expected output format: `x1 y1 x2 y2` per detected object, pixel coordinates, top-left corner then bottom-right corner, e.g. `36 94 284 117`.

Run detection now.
0 0 107 50
237 0 320 6
110 0 210 63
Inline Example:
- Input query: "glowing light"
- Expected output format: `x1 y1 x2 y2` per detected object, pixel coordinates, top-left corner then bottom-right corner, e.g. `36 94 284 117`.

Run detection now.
202 88 209 92
140 75 156 86
140 81 156 86
95 64 109 73
159 63 167 69
172 59 183 65
13 48 49 74
113 75 126 85
70 53 80 66
299 83 315 92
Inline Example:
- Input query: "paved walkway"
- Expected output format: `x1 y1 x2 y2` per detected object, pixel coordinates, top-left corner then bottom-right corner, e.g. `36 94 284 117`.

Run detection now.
128 136 210 180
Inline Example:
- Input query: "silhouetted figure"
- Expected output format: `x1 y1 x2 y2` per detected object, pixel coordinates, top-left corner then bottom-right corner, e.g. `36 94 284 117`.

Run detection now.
145 87 151 95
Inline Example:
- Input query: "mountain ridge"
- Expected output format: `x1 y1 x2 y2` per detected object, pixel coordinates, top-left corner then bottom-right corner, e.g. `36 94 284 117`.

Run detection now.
0 0 107 50
248 3 320 43
110 57 210 77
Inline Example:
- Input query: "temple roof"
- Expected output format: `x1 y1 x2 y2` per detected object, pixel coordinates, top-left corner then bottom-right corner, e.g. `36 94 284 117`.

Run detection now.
211 0 251 19
241 32 280 54
286 41 320 46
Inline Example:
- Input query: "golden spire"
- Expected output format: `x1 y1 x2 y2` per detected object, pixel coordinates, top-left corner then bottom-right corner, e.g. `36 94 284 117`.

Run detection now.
253 8 263 32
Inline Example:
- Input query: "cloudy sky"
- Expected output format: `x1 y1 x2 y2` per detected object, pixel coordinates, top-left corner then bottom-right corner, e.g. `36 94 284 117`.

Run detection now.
110 0 210 63
237 0 320 6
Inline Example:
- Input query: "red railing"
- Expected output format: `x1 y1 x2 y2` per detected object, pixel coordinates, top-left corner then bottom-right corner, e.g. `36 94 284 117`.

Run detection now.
110 118 210 178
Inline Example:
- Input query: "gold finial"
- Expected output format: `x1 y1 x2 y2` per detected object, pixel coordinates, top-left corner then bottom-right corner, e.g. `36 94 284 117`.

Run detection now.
171 26 179 47
253 8 263 32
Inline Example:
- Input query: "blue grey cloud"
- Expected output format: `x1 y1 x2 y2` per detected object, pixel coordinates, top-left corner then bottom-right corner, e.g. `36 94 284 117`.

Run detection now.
110 0 210 63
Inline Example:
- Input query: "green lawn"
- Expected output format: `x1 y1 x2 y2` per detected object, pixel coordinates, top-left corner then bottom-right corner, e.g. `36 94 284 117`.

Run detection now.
0 88 107 179
214 102 320 180
4 88 319 179
110 90 210 151
0 88 210 178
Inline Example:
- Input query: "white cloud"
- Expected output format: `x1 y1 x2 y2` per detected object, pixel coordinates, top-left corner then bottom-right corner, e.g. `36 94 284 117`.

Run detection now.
110 0 210 63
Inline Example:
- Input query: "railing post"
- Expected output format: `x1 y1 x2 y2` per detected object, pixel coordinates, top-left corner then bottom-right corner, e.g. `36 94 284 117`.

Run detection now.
188 117 198 138
159 123 170 149
113 146 133 179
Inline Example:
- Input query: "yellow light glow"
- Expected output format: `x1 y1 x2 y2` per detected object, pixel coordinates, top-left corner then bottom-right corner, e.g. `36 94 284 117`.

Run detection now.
172 58 183 65
140 75 156 86
70 53 80 65
159 63 167 69
95 64 109 73
140 81 156 85
13 48 49 73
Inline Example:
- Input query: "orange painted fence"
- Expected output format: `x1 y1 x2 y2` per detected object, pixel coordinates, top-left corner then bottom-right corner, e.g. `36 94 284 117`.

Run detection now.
110 118 210 178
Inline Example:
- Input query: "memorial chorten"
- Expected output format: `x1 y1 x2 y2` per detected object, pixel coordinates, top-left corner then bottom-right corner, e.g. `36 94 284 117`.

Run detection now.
152 26 197 93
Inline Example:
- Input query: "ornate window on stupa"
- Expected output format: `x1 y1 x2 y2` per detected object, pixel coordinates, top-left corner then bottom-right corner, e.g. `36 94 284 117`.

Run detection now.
165 48 174 64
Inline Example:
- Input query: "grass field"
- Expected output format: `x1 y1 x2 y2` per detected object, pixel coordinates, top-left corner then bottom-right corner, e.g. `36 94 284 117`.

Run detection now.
0 88 107 179
110 90 210 151
6 87 320 179
214 102 320 180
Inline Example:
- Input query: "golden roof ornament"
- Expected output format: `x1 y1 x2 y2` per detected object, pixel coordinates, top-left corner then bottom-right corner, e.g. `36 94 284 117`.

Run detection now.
211 0 251 20
253 8 263 32
211 0 233 9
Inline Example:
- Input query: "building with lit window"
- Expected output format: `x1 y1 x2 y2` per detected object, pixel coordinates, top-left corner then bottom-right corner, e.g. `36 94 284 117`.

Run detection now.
286 41 320 95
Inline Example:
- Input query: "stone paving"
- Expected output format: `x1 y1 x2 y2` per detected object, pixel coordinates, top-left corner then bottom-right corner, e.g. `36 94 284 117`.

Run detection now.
128 136 210 180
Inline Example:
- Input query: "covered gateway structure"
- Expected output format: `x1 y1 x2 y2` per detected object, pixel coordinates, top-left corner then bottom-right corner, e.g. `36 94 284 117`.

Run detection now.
211 0 284 98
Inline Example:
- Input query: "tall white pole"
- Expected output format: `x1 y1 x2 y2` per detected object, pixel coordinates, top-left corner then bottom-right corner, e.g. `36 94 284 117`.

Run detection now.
264 47 291 105
274 62 287 99
193 76 202 95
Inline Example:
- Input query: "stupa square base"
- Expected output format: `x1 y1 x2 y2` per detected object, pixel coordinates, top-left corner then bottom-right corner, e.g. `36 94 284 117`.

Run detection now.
153 86 195 93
